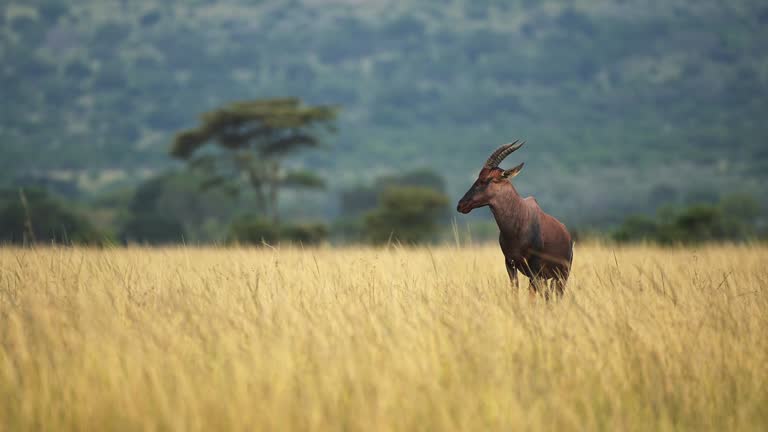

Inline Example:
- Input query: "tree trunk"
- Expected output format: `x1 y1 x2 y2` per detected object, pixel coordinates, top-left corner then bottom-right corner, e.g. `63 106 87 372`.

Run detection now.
246 163 267 214
268 160 280 226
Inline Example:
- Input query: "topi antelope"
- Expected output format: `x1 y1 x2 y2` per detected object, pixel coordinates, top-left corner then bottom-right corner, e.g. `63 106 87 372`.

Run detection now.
457 141 573 298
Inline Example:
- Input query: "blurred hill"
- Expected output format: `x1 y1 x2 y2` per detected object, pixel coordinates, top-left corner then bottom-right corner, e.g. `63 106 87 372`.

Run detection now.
1 0 767 226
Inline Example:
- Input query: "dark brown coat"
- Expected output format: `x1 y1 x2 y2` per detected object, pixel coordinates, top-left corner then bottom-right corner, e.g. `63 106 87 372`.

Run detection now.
457 145 573 297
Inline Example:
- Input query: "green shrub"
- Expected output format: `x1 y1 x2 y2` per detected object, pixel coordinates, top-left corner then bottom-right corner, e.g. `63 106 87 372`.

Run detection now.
119 214 186 245
613 194 762 244
364 186 449 244
227 218 281 245
613 215 659 243
340 168 447 219
281 223 329 245
227 217 328 246
0 188 106 245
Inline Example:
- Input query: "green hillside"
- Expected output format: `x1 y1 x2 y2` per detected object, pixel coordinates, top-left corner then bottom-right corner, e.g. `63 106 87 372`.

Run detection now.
1 0 767 225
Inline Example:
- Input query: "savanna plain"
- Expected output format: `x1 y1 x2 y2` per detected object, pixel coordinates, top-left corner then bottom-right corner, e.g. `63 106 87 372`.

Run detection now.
0 243 766 431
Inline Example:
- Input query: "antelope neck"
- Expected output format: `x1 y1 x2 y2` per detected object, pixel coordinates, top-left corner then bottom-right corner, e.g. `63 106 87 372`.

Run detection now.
488 184 529 236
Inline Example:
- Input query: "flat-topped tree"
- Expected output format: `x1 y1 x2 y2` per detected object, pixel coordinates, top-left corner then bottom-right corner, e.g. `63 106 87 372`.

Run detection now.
171 98 337 224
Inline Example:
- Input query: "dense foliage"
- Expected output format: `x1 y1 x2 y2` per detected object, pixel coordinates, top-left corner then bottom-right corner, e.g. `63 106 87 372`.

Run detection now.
117 171 236 243
227 217 328 245
340 168 448 217
364 186 450 244
0 188 104 244
1 0 766 228
613 194 763 244
170 98 336 223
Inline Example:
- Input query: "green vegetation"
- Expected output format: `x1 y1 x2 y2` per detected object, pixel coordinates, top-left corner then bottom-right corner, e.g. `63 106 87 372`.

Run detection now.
2 0 767 226
335 169 450 243
614 194 763 244
227 217 328 246
1 0 767 242
0 188 105 245
340 168 448 218
120 214 186 245
117 171 236 244
364 186 450 244
170 98 336 224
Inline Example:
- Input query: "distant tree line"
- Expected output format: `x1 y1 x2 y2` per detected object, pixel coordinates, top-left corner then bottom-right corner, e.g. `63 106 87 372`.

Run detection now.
3 182 764 247
613 194 764 244
2 0 767 229
1 95 764 247
0 188 105 245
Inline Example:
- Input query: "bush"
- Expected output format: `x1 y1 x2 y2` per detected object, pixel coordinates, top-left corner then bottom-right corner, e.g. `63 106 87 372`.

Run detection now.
364 186 449 244
227 217 328 246
122 171 236 243
331 217 366 243
0 188 105 245
227 218 280 245
613 215 660 243
340 168 448 219
662 205 727 244
281 223 329 245
613 194 762 244
119 214 186 245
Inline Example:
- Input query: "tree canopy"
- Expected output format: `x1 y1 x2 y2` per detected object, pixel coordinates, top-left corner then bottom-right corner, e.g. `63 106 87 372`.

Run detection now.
170 98 337 224
171 98 337 159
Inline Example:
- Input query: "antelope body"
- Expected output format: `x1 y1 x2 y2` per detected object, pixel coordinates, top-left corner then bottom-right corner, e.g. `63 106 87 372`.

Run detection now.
457 141 573 298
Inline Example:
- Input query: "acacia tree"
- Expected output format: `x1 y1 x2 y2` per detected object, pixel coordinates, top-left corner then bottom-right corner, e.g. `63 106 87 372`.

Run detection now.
171 98 337 224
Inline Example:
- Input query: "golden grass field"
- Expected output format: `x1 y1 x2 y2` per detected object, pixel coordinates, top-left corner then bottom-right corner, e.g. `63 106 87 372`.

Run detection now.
1 244 766 431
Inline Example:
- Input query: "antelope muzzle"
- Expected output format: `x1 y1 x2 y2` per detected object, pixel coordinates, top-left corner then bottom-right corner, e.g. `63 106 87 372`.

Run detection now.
456 191 477 214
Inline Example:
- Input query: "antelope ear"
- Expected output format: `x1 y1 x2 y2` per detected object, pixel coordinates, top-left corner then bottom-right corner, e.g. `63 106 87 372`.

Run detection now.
502 162 524 178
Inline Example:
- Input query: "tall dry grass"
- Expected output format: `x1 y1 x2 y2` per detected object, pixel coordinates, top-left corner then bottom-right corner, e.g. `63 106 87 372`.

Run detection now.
0 244 766 431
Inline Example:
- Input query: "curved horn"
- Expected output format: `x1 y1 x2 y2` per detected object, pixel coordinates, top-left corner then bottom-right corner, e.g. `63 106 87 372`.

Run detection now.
484 140 525 168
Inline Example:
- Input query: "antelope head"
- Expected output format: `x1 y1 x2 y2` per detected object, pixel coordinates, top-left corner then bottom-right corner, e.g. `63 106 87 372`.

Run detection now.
456 140 525 214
